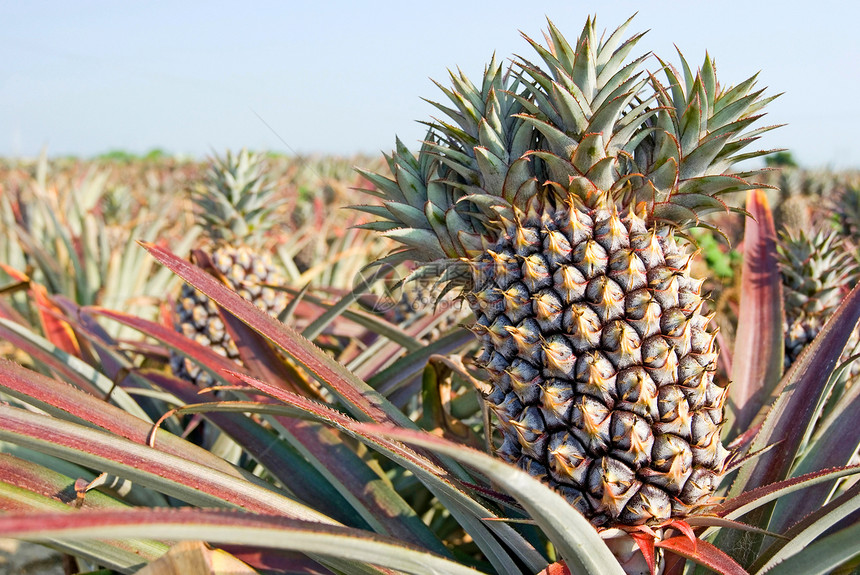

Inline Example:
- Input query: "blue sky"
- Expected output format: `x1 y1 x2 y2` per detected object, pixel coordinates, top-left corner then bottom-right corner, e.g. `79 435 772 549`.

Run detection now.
2 1 858 168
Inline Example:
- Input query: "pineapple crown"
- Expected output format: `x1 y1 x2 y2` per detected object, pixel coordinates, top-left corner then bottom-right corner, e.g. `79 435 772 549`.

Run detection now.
355 15 779 279
193 148 280 246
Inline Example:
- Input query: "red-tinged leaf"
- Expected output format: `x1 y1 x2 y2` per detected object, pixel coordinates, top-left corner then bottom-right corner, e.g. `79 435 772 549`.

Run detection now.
630 531 657 575
225 370 445 475
538 561 572 575
87 306 252 387
149 372 450 557
0 453 127 511
279 419 450 556
723 440 780 477
726 424 763 455
718 465 860 520
31 283 82 357
656 536 748 575
0 359 281 484
684 516 788 540
0 403 336 521
730 283 860 499
142 370 361 523
729 188 783 436
0 319 104 397
185 249 322 400
0 508 478 575
670 520 696 545
139 241 408 428
748 480 860 574
215 294 324 400
348 423 625 575
769 379 860 534
715 328 733 381
0 477 169 568
222 371 548 574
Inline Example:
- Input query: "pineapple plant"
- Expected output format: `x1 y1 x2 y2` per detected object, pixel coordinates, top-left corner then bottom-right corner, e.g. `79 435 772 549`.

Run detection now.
832 180 860 246
357 16 776 528
171 149 287 386
778 228 859 369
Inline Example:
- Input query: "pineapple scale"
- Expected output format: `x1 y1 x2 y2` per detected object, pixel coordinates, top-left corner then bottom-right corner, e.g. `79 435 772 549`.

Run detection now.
472 198 727 527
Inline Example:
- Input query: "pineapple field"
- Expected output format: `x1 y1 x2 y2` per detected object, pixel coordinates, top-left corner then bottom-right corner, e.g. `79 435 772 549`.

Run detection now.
1 15 860 575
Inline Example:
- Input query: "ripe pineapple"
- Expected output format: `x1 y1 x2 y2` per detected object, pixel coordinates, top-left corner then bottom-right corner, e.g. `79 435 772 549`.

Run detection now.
171 149 287 386
778 228 859 368
357 17 775 527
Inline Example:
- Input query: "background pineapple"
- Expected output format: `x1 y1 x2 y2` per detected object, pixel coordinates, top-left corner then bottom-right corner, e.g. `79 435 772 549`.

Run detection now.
171 149 287 386
358 16 774 527
832 180 860 248
778 227 859 370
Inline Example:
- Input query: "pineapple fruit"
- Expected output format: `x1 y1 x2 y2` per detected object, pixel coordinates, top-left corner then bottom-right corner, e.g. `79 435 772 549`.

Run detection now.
778 228 859 369
171 149 287 386
358 16 775 527
832 181 860 246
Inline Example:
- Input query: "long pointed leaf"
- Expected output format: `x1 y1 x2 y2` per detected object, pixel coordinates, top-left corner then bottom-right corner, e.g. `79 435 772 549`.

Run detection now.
140 241 409 428
228 372 548 574
142 228 545 571
761 520 860 575
656 536 748 575
355 424 625 575
769 376 860 534
0 404 337 522
750 482 860 574
0 318 150 420
729 189 783 435
0 509 483 575
144 370 366 528
0 358 264 485
718 465 860 521
729 283 860 498
0 456 168 571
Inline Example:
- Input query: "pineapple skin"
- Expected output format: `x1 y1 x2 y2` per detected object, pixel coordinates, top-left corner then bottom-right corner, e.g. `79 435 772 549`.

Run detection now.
469 198 726 526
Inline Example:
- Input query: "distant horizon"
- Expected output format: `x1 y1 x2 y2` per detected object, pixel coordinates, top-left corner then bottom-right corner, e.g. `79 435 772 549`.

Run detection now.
0 146 386 162
3 2 859 170
1 148 842 174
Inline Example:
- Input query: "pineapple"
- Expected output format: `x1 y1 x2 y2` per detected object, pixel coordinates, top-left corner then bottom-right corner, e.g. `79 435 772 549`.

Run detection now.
778 228 859 369
832 181 860 245
357 16 776 527
171 149 287 386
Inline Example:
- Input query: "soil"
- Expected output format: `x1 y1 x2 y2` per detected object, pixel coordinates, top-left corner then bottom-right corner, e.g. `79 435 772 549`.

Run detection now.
0 539 64 575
